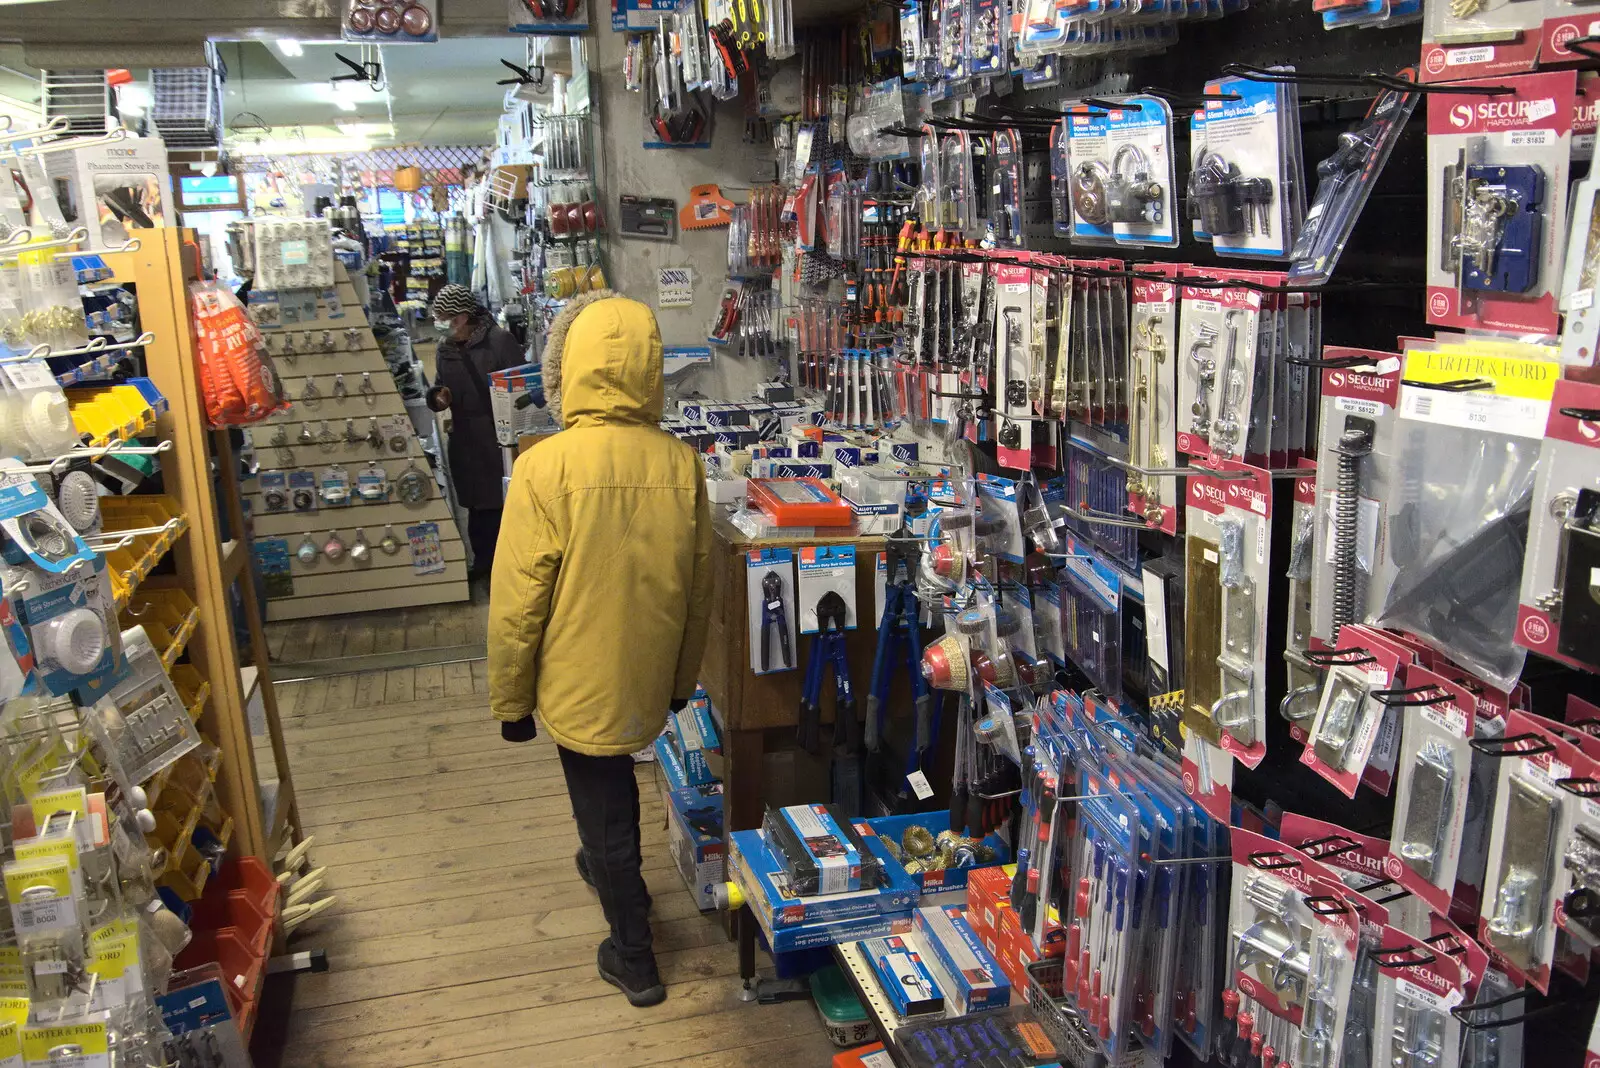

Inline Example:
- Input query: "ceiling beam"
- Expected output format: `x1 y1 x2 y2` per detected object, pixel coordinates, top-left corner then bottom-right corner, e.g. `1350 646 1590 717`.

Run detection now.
5 0 519 61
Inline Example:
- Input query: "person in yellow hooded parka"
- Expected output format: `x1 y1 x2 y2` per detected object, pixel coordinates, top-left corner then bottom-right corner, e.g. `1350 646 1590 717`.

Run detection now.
488 290 711 1007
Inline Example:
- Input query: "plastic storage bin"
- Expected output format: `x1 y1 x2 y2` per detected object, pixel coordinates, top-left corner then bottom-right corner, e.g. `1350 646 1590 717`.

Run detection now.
810 964 875 1048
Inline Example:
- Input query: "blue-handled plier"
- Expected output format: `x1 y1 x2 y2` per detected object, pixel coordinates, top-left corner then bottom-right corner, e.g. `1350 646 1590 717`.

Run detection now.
867 532 934 774
797 590 856 757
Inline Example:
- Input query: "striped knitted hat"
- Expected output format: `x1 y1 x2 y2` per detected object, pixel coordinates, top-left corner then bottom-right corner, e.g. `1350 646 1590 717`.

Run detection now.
431 283 481 320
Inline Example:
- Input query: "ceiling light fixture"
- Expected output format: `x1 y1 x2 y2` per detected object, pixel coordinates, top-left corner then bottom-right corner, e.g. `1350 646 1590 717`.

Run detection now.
276 39 304 57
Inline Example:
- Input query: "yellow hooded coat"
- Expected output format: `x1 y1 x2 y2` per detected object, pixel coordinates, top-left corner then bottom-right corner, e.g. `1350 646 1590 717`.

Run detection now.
488 292 712 756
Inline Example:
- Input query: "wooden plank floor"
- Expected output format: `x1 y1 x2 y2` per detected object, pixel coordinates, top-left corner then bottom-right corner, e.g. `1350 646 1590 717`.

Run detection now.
266 600 490 665
267 645 838 1066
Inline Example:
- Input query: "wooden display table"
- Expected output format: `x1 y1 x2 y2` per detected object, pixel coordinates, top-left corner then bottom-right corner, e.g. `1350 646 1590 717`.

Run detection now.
699 514 888 839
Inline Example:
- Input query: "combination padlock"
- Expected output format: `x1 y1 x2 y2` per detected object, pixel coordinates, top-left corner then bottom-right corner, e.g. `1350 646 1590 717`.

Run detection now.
1104 144 1164 226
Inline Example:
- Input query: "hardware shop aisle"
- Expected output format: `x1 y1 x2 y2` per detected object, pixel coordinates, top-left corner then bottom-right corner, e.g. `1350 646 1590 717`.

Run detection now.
265 659 840 1066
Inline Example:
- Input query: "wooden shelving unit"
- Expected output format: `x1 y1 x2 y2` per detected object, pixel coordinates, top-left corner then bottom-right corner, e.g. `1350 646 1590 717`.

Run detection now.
101 227 301 870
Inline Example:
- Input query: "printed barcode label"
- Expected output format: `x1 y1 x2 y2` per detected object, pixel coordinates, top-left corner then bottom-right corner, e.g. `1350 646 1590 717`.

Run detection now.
1412 394 1434 417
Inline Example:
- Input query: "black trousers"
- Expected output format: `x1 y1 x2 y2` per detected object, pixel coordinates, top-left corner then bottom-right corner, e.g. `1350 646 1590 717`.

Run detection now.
557 746 654 968
467 507 503 577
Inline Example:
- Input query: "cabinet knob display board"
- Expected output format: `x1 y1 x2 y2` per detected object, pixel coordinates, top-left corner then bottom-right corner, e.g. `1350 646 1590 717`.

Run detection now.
243 264 470 621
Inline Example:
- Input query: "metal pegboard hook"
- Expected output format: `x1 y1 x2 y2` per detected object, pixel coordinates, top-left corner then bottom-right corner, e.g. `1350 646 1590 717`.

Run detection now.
18 128 127 156
0 227 89 255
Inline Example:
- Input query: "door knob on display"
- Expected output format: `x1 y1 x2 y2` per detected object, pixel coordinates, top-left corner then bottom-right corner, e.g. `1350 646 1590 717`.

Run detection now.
323 532 347 561
350 529 371 563
333 374 348 400
296 535 320 564
378 525 402 555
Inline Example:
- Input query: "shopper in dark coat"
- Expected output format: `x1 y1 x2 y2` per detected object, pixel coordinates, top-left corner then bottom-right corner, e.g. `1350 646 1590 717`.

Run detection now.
428 284 525 578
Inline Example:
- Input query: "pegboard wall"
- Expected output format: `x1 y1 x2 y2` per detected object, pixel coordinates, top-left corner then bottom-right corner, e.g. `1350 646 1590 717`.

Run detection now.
1006 8 1430 350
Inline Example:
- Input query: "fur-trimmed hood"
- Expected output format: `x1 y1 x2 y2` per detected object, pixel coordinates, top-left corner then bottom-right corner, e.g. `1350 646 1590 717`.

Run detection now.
541 289 665 429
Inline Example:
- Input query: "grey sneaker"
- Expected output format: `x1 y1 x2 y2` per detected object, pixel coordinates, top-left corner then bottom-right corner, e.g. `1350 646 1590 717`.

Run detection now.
597 939 665 1007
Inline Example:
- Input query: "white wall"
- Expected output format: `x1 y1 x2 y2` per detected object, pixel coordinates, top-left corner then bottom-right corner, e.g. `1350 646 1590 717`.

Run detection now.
590 28 776 405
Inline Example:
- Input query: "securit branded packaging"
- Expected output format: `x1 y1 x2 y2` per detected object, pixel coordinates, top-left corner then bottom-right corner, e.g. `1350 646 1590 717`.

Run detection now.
1426 71 1576 335
1515 380 1600 670
1422 0 1543 81
1184 463 1271 763
1176 282 1260 462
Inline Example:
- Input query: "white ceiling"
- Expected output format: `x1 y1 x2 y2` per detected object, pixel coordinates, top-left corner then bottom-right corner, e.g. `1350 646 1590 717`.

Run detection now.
211 37 536 149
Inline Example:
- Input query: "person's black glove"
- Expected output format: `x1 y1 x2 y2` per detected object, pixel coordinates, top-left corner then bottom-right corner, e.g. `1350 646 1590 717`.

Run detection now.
669 698 689 713
501 716 538 742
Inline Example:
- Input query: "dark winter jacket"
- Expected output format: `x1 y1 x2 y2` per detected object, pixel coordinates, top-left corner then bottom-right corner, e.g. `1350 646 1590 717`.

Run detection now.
435 315 525 509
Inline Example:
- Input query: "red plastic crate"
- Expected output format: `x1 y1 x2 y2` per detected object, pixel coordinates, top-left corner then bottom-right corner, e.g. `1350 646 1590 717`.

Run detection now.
206 857 280 922
174 926 265 1022
190 890 273 958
